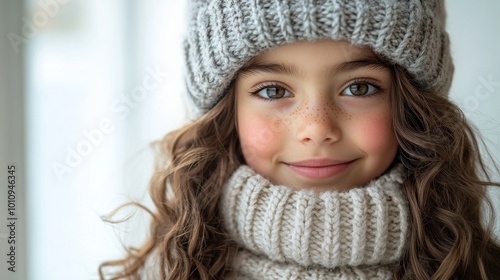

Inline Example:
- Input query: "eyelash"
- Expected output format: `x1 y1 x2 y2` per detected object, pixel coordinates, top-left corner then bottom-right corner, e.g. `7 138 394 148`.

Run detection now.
249 82 293 101
249 79 384 101
343 79 384 98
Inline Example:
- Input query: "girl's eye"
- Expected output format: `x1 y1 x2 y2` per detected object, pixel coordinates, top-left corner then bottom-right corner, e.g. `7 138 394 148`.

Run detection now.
342 82 379 97
254 86 293 99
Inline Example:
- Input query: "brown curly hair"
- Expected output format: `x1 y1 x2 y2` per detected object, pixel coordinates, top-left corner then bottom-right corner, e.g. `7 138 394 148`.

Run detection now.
391 65 500 279
99 63 500 279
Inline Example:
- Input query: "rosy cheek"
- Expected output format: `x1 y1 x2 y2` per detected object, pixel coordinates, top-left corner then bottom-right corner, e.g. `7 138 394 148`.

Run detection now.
238 114 286 163
358 113 397 154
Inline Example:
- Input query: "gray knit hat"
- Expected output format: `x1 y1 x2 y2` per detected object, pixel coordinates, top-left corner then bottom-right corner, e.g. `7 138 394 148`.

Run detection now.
184 0 454 117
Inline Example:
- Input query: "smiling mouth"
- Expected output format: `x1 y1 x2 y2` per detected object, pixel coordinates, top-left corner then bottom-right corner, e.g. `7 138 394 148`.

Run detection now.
285 159 355 179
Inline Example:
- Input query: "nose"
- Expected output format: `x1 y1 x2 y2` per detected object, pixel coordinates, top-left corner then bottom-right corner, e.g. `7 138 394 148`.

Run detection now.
295 102 341 145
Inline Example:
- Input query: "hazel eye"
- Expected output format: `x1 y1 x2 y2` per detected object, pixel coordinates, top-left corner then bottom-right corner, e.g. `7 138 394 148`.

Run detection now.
342 82 378 97
255 86 293 99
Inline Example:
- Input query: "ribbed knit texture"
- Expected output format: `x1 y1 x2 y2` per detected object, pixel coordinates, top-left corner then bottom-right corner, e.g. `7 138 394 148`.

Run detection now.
220 164 409 279
184 0 453 117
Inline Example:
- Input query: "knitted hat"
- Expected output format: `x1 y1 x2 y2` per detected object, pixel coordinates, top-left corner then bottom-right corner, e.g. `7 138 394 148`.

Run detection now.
183 0 454 117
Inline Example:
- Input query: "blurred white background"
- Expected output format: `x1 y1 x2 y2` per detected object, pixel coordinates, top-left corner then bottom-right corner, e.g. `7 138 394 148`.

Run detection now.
0 1 499 279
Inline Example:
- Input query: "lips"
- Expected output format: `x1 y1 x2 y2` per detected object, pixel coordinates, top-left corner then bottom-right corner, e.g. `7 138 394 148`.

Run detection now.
285 158 354 179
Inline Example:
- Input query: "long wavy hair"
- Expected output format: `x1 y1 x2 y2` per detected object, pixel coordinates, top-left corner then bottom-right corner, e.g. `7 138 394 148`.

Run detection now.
99 63 500 279
391 66 500 279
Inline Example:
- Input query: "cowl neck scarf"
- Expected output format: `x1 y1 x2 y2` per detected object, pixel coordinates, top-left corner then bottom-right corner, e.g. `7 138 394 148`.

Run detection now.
220 164 409 279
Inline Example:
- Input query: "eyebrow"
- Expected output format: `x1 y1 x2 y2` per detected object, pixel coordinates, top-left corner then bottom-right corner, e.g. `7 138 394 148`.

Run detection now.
238 57 390 78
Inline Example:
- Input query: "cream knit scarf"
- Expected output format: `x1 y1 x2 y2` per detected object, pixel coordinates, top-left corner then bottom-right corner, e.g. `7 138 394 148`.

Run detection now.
220 164 410 280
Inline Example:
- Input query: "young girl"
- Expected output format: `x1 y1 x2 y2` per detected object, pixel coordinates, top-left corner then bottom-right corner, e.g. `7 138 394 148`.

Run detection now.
100 0 500 279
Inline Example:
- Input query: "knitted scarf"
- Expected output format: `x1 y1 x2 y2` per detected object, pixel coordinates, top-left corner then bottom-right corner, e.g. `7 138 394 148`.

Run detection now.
220 164 410 279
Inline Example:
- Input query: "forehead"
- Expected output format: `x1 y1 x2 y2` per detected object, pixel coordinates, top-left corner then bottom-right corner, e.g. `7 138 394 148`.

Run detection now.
251 39 376 64
238 39 388 79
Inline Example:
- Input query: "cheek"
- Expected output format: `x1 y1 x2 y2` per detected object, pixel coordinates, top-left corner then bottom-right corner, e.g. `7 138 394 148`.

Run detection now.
356 112 397 155
237 112 287 164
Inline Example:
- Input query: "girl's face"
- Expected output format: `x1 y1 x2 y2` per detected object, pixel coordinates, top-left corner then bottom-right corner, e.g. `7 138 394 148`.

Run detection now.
235 40 398 191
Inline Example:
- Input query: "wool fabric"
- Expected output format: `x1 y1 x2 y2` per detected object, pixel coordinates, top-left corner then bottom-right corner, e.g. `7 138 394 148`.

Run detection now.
184 0 453 117
220 164 409 279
